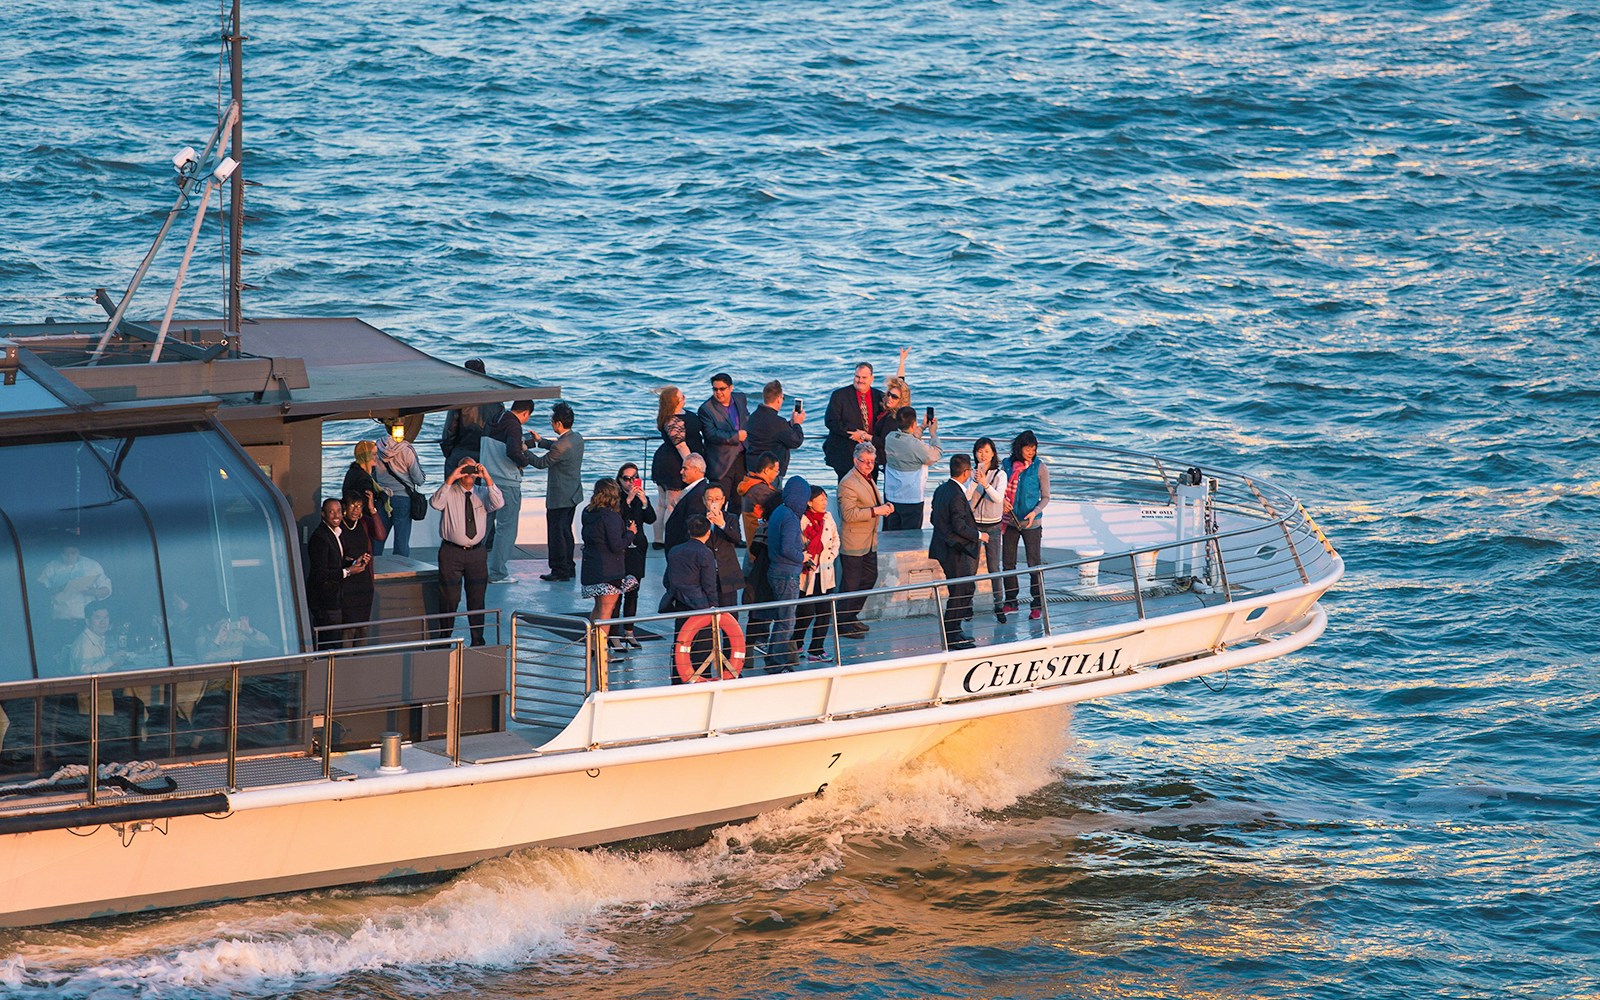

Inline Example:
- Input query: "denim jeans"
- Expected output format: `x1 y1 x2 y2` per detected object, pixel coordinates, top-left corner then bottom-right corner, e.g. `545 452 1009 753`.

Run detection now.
766 572 800 671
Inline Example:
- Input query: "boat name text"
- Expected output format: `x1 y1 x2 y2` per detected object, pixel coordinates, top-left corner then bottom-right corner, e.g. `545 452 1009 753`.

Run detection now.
963 647 1123 693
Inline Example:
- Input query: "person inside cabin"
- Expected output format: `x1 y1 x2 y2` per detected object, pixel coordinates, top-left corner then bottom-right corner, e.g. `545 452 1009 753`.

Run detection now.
62 602 129 725
339 493 377 645
439 359 504 475
526 401 585 582
37 541 113 657
430 456 503 646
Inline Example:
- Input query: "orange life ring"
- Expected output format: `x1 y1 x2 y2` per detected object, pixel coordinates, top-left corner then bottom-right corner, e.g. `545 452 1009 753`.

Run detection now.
674 613 746 684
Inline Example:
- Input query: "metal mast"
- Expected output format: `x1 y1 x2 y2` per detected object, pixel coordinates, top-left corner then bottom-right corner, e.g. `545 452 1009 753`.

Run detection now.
226 0 244 341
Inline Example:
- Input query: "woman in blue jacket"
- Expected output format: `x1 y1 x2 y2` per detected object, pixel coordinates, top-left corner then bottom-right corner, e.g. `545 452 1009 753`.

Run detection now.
1000 430 1051 620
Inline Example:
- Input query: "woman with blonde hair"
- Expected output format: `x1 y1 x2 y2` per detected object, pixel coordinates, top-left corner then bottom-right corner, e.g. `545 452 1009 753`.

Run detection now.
341 440 390 547
580 477 638 654
648 385 703 549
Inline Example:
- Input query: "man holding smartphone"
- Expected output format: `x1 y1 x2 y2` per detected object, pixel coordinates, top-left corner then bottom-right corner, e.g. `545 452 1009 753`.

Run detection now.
430 456 504 646
745 379 806 484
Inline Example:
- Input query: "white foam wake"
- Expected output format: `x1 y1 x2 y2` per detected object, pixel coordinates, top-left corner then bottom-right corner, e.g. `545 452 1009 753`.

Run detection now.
0 706 1073 996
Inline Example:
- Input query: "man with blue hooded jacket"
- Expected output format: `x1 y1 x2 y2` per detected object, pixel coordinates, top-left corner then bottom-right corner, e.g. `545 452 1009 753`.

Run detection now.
763 476 811 673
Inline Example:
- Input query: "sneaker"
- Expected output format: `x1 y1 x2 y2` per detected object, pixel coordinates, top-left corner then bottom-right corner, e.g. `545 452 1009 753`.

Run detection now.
1002 603 1018 615
995 610 1007 623
1029 607 1042 621
807 651 829 662
489 575 518 585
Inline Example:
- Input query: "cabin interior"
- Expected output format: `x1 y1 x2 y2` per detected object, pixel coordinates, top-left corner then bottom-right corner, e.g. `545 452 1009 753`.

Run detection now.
0 318 552 774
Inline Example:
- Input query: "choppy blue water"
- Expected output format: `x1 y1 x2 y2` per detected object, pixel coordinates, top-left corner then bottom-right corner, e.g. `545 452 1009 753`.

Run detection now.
2 0 1598 997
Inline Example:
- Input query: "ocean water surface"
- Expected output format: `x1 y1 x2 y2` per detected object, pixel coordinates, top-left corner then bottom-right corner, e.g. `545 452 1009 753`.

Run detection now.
1 0 1597 997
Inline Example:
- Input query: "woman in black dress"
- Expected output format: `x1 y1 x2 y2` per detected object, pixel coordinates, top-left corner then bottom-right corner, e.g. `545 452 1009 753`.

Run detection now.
338 493 376 646
649 385 704 549
615 462 656 649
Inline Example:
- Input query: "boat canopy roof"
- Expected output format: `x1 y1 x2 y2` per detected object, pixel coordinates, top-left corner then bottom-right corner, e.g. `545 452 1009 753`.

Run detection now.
0 317 554 424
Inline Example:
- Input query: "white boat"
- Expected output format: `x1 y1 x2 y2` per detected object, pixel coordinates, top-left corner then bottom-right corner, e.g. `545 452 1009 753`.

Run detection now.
0 7 1342 927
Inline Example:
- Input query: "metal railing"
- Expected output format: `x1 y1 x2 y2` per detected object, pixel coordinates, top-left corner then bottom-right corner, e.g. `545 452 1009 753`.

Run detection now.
0 638 466 811
506 478 1337 722
312 609 503 649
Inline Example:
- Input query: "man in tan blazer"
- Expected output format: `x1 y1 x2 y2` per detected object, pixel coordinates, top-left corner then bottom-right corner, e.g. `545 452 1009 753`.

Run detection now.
835 441 894 638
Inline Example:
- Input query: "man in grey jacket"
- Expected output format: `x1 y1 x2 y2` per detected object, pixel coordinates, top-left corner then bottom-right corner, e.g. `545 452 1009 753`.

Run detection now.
527 401 585 581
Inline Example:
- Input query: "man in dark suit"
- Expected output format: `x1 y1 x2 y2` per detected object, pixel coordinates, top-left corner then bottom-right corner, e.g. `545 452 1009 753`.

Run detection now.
698 373 750 537
701 484 745 609
306 498 365 650
822 362 886 479
662 453 711 551
929 454 985 650
745 379 805 482
663 515 721 683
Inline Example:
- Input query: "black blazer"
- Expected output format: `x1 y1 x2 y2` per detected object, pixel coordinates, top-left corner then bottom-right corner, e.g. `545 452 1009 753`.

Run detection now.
305 524 346 613
664 539 719 611
704 514 744 593
929 478 980 568
823 384 886 477
698 392 751 481
745 404 804 476
621 489 657 577
581 508 635 586
663 479 710 551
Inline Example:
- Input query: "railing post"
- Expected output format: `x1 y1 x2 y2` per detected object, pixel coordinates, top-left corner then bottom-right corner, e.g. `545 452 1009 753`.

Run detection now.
1129 554 1147 620
322 651 336 780
827 594 843 667
86 677 100 806
1038 574 1052 634
935 581 950 651
226 664 240 792
712 610 725 679
447 639 463 766
1210 537 1234 603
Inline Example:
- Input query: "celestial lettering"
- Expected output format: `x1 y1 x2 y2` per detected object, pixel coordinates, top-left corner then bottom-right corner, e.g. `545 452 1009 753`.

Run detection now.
961 647 1123 693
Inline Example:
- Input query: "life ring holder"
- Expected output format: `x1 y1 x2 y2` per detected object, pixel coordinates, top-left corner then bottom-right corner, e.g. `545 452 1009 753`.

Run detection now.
674 613 746 684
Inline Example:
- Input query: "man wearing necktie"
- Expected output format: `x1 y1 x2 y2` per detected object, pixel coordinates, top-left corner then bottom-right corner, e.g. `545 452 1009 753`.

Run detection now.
430 456 505 646
698 372 750 544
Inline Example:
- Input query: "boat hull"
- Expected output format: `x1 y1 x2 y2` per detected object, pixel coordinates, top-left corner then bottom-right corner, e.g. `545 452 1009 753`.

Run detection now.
0 606 1325 926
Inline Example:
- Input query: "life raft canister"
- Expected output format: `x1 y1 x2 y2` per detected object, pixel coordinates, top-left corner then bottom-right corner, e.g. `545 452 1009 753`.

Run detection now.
674 613 746 683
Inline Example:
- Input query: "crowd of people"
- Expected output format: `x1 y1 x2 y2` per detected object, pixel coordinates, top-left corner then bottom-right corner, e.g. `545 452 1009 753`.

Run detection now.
309 352 1050 670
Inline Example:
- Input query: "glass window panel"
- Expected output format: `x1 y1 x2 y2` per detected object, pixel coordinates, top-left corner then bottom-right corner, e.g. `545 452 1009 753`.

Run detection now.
113 427 298 665
0 513 30 682
5 438 168 678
